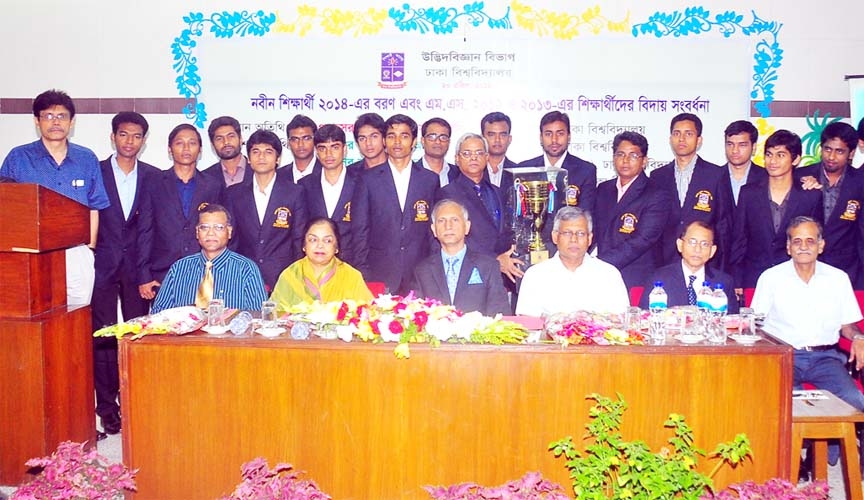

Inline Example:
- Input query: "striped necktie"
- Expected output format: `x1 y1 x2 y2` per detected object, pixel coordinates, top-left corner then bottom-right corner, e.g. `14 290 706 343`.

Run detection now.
446 256 459 303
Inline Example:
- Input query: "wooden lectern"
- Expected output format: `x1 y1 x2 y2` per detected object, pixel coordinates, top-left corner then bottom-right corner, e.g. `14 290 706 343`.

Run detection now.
0 184 97 485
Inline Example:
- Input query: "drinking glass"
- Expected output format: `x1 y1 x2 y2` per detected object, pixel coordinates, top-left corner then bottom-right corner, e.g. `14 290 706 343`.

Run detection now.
738 308 756 337
261 300 278 330
207 299 225 328
625 307 642 332
705 316 727 344
648 312 666 345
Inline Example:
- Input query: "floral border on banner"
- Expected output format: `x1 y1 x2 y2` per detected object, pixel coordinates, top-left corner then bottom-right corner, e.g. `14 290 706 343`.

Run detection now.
631 7 783 118
170 4 783 127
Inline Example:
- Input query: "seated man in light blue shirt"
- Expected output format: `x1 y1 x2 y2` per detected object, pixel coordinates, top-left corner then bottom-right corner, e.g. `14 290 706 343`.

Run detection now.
152 204 267 313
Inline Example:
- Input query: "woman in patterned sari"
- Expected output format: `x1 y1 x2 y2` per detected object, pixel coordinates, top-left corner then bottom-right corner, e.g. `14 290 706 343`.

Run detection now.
270 217 373 312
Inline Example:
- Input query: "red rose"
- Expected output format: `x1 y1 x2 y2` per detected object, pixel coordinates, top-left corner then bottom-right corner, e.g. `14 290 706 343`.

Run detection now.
337 302 349 321
370 320 381 335
389 320 404 334
413 311 429 329
394 302 407 314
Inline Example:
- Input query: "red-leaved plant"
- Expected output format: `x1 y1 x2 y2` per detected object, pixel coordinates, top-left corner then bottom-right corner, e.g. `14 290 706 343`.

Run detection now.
424 471 570 499
11 441 136 500
220 458 331 500
700 478 829 500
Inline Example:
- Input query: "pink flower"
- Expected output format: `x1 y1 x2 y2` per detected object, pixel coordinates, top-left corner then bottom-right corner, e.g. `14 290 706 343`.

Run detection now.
389 320 404 334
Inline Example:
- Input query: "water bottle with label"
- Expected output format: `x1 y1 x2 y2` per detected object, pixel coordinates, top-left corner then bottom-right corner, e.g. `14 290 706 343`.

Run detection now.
648 281 668 313
696 280 713 311
711 283 729 316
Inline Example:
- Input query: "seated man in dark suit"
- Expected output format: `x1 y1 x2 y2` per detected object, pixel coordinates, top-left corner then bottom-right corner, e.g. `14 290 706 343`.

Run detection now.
410 199 510 316
730 130 823 290
640 221 738 312
594 131 668 289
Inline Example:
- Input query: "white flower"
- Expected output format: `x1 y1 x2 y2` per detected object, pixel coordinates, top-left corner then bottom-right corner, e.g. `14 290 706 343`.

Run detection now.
336 325 355 342
425 318 456 342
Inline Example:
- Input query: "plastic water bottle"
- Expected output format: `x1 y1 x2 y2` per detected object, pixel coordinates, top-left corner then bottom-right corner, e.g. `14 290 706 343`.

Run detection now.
648 281 668 313
696 280 713 311
711 283 728 316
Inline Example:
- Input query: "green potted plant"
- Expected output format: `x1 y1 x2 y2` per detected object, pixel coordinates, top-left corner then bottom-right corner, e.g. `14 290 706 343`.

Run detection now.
550 393 752 499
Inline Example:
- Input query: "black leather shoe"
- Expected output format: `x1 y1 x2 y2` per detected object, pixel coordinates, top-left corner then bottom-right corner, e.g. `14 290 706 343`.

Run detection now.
96 431 108 442
101 412 121 435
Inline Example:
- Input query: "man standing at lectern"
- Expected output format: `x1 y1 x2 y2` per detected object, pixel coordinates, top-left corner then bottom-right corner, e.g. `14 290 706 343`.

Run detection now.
0 89 109 305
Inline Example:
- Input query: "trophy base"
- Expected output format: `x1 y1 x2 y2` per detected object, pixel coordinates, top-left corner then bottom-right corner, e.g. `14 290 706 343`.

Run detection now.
530 249 549 265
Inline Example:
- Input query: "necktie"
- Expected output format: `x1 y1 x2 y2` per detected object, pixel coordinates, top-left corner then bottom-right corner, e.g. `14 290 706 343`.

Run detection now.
446 256 459 303
687 275 697 306
473 183 501 230
196 260 214 308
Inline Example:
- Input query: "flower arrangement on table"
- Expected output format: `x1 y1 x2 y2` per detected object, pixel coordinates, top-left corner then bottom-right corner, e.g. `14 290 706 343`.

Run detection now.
544 311 645 345
93 306 206 340
287 293 527 358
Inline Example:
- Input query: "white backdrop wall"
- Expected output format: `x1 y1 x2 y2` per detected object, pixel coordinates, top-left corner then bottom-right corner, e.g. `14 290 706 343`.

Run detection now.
1 0 862 171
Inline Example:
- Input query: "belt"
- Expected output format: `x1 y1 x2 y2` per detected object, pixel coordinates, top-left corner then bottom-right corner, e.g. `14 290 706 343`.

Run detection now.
797 344 837 352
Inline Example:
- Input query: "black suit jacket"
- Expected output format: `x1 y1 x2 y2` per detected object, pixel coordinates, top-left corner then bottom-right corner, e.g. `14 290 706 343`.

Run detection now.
347 158 386 170
354 163 439 294
593 173 669 289
437 174 513 256
224 173 308 291
518 152 597 214
490 157 518 201
650 156 733 270
726 162 768 206
94 158 159 288
795 163 864 287
137 168 224 284
409 247 510 316
730 181 823 288
298 167 367 268
639 262 739 313
201 158 253 187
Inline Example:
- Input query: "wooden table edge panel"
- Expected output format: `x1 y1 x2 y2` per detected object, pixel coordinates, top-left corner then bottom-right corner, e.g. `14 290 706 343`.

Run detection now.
120 334 792 500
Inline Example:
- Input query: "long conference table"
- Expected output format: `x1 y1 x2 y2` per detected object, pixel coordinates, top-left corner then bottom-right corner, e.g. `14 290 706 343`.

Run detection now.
120 332 793 499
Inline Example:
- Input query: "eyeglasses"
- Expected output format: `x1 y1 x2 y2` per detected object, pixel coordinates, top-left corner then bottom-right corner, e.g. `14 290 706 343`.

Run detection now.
684 238 713 249
197 223 229 233
288 135 313 144
40 112 70 122
306 235 336 246
556 230 589 240
458 150 488 159
613 152 644 162
424 133 450 142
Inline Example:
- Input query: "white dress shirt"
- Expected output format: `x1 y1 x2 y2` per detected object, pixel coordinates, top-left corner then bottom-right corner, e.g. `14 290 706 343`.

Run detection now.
751 260 861 349
516 253 630 316
321 167 346 218
390 160 412 212
253 173 276 225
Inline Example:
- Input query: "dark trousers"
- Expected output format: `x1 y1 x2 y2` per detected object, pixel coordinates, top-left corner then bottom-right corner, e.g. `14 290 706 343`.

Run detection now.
91 274 149 418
